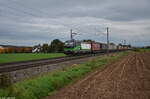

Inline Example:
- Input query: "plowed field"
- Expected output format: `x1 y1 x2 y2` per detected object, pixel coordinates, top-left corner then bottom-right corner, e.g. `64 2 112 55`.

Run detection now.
46 52 150 99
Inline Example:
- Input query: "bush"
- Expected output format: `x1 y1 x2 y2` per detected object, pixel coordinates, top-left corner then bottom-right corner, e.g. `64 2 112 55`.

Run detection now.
0 73 12 88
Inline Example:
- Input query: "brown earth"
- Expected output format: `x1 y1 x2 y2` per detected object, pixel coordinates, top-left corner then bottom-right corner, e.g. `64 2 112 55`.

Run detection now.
46 52 150 99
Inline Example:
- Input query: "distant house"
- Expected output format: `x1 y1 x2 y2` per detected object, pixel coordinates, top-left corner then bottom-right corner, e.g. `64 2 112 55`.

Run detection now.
32 45 42 53
0 46 3 49
109 43 117 50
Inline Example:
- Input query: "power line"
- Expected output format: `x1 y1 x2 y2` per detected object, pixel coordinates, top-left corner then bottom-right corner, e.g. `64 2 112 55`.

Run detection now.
0 2 53 31
0 2 56 34
0 5 42 18
0 0 46 18
5 0 50 17
0 6 30 21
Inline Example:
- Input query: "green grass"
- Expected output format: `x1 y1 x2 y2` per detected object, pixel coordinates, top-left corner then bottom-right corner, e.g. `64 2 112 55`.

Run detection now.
0 53 66 63
0 52 128 99
133 48 150 52
139 48 150 52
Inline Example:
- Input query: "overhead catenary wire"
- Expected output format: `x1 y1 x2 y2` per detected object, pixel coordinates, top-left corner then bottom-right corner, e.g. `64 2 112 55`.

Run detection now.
5 0 51 17
0 4 42 18
0 0 53 21
0 1 55 33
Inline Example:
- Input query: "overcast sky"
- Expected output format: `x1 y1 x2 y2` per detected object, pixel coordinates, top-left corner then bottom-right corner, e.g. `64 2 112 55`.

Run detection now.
0 0 150 46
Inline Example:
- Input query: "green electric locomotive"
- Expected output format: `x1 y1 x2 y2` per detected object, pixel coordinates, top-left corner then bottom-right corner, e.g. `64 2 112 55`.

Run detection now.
64 40 92 55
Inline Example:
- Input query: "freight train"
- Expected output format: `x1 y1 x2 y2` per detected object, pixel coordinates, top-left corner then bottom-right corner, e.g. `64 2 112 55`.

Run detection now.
64 40 130 55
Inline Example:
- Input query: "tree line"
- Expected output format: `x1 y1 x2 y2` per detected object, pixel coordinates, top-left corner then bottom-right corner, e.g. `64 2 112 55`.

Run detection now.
0 39 64 53
41 39 64 53
0 39 100 53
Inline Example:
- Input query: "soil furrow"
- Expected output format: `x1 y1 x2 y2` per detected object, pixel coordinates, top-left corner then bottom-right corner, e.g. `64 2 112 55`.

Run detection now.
46 52 150 99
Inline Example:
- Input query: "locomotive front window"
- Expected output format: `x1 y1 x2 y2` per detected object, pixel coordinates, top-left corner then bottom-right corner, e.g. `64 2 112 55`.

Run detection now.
65 42 74 46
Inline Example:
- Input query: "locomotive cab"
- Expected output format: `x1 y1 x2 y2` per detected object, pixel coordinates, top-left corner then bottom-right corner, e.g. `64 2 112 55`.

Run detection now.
64 40 81 54
64 40 75 47
64 40 76 54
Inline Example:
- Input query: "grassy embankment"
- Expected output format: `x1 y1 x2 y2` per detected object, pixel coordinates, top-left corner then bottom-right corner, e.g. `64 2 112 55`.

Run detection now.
0 52 128 99
133 48 150 52
139 48 150 52
0 53 66 63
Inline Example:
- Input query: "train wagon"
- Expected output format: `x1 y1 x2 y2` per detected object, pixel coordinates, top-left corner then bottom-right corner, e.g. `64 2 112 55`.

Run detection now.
100 43 107 52
91 42 100 53
80 42 91 53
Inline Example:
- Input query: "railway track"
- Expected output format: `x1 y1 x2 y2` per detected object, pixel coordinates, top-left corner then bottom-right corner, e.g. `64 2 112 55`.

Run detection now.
0 53 105 73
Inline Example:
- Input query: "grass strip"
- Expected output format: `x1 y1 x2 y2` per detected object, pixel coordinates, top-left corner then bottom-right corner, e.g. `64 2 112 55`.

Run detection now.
0 53 66 63
0 52 128 99
132 48 150 52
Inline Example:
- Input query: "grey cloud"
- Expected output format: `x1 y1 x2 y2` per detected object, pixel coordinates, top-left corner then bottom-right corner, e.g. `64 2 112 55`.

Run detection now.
0 0 150 46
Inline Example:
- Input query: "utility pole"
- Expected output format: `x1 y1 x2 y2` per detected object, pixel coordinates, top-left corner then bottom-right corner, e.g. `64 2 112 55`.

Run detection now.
106 27 109 54
70 29 77 41
70 29 73 40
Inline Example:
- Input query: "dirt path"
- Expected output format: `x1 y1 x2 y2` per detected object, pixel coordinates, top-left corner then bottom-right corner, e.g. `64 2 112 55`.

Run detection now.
46 52 150 99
